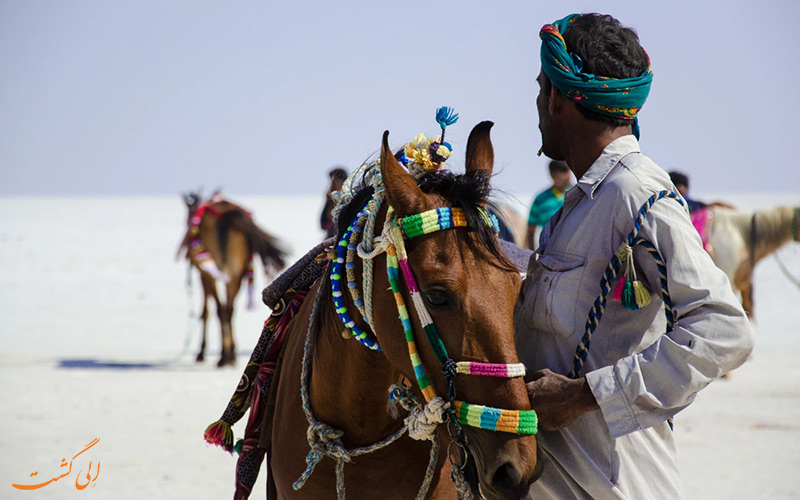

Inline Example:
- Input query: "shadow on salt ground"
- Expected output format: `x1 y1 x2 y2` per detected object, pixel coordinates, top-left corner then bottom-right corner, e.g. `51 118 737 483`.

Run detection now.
55 350 255 371
58 359 165 369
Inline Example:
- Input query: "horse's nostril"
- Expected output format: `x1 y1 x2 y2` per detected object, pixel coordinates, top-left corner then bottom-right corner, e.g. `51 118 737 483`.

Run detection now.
491 462 522 494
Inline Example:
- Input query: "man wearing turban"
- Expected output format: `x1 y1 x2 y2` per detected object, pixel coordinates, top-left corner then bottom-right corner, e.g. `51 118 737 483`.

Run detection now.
513 13 753 499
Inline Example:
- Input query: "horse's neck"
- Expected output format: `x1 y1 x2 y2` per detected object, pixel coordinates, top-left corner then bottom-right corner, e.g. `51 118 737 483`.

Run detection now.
309 300 406 448
752 206 795 262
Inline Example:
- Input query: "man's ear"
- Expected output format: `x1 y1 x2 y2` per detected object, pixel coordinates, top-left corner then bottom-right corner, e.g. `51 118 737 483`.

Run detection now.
549 84 565 117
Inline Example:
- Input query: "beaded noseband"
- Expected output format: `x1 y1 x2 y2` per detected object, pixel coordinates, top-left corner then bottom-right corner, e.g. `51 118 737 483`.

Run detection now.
331 203 538 436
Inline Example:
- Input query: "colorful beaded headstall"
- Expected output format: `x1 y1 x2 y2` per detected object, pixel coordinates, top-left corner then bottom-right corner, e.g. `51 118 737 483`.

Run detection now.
385 220 537 435
328 107 537 436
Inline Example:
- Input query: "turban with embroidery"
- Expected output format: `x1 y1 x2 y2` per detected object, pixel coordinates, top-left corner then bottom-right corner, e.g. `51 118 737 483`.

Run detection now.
540 14 653 138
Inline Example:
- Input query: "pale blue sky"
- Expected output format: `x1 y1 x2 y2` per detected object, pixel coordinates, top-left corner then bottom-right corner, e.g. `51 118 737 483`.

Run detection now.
1 1 798 197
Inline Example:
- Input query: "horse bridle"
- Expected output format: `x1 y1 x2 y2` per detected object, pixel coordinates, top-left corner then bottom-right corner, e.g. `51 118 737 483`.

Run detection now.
330 202 538 437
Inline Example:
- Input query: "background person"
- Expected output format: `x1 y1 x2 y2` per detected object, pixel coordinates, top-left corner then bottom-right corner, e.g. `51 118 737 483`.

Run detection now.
320 167 348 238
526 160 572 249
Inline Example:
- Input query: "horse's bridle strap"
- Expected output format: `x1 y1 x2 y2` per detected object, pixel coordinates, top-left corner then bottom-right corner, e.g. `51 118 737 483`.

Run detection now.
399 206 499 239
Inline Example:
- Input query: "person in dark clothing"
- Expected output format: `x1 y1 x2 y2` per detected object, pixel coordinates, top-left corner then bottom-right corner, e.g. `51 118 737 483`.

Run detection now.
320 167 348 238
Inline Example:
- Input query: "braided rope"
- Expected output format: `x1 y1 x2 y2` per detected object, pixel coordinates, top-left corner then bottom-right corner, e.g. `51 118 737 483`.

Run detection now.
569 191 684 379
294 285 439 500
345 212 369 319
331 207 381 351
386 243 437 402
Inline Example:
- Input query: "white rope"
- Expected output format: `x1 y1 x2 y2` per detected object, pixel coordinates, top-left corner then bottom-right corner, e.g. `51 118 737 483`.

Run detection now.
356 219 394 260
405 397 450 441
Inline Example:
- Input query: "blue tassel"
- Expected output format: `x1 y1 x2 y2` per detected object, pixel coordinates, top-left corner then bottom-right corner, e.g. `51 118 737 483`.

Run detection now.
435 106 459 128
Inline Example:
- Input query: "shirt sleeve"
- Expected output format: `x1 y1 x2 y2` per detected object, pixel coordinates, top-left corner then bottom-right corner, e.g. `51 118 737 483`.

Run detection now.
585 198 754 438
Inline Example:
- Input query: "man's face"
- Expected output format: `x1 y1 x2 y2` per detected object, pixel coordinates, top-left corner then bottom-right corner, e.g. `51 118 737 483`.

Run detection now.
536 70 558 159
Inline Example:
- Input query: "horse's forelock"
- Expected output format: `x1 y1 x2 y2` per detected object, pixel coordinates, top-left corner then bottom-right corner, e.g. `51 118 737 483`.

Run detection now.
333 168 514 271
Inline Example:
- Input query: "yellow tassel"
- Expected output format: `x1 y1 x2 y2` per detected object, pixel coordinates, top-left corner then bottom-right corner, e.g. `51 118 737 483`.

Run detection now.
632 281 651 308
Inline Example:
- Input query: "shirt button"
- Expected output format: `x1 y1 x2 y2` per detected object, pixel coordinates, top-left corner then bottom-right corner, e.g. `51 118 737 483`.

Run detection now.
543 276 549 283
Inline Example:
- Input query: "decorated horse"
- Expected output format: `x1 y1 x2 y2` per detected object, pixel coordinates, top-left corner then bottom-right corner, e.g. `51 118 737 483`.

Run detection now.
204 110 540 499
178 192 287 366
702 204 799 317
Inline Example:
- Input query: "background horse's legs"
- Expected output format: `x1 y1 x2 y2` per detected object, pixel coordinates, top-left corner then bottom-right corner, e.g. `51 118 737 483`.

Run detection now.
733 263 754 320
218 275 243 367
198 272 220 363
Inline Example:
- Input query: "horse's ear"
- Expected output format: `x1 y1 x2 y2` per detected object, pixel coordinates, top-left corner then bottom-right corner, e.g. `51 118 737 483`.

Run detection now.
380 131 429 217
465 121 494 205
465 120 494 176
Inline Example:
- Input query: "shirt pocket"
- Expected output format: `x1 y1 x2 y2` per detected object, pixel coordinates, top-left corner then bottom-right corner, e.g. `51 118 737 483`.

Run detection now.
529 252 587 339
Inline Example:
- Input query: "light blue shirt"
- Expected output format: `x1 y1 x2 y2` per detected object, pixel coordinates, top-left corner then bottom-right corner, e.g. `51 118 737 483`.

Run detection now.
515 135 753 499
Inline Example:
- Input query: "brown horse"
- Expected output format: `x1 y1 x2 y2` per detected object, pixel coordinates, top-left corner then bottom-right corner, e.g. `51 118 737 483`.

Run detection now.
706 205 799 317
179 193 287 366
268 124 539 499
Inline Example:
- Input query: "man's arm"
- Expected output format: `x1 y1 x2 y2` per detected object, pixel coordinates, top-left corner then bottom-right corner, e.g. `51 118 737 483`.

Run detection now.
525 199 753 434
583 199 753 438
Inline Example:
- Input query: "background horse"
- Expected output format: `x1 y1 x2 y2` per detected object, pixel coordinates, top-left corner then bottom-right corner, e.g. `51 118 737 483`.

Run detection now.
265 124 539 499
179 192 287 366
706 205 799 317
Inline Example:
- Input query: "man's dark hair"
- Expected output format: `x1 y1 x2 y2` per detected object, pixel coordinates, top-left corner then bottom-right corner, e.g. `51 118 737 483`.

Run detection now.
544 13 649 128
668 171 689 189
548 160 570 175
329 167 348 181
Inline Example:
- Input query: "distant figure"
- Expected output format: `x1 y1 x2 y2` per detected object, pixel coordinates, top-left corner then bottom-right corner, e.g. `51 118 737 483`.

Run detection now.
669 171 735 257
668 171 707 213
526 160 573 249
320 167 348 238
669 171 736 213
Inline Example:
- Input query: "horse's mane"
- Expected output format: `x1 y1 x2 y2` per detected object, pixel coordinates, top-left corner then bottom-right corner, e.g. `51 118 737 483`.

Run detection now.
335 167 514 270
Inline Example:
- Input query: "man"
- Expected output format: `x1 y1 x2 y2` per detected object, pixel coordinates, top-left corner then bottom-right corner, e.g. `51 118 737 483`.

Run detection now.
667 171 707 213
320 167 348 238
514 13 753 499
526 160 573 249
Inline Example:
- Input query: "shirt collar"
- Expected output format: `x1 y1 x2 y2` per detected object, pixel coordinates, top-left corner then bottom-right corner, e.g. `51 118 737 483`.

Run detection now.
576 135 640 200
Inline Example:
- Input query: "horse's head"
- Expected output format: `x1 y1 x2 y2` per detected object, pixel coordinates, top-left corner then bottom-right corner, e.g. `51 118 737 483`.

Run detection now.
368 122 539 499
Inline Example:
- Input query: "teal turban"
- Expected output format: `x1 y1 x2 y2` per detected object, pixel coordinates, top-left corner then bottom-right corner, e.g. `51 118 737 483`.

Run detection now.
540 14 652 138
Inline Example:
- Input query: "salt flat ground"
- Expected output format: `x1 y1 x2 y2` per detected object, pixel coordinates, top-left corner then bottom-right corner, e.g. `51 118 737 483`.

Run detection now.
0 193 798 499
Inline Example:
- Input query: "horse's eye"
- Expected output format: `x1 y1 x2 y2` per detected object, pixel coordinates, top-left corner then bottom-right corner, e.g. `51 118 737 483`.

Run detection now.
424 290 451 309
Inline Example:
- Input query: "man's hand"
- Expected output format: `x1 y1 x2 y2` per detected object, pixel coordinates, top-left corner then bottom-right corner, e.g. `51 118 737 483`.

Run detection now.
526 368 599 431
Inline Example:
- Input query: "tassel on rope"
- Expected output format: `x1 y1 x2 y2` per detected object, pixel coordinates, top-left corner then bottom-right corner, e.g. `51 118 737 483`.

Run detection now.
614 242 650 310
633 280 651 308
614 243 633 306
613 275 627 302
626 246 649 310
621 281 637 310
204 419 235 453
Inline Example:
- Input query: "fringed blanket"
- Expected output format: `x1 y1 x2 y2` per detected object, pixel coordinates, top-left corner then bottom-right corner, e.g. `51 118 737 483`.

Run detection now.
204 238 333 499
